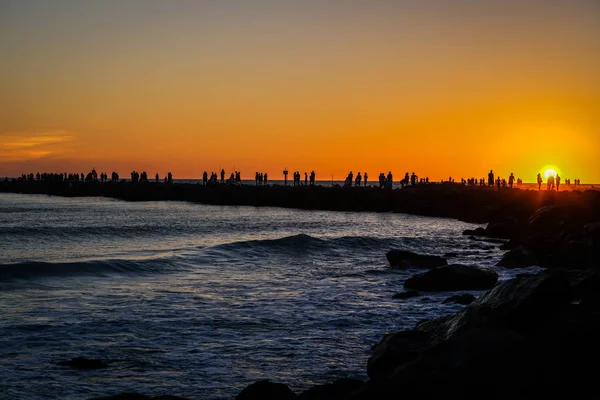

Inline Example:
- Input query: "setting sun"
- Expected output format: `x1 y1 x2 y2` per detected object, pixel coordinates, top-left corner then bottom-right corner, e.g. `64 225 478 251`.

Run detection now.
544 169 558 180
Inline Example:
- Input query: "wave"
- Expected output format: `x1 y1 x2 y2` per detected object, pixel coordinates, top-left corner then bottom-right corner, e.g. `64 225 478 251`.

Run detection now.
207 234 402 255
0 257 175 284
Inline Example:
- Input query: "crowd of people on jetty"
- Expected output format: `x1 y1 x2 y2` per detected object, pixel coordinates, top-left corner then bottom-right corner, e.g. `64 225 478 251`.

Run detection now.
9 168 584 192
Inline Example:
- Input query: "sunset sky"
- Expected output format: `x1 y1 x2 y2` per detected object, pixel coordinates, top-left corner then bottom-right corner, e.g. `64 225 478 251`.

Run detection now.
1 0 599 181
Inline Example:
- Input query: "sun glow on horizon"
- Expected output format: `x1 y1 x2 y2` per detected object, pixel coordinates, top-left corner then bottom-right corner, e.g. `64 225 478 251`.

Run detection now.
544 168 558 180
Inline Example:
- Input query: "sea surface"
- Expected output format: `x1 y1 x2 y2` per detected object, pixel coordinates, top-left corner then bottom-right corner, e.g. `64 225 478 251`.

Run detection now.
0 193 529 399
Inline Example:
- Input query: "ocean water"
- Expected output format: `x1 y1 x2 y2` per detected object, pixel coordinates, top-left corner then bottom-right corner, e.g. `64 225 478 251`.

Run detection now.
0 193 522 399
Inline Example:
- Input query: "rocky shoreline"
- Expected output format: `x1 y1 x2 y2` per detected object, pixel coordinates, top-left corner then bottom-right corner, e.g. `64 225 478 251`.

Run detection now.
7 181 599 399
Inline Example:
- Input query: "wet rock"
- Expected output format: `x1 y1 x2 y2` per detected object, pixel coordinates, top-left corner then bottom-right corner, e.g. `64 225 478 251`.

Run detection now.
392 290 419 300
404 265 498 292
298 378 363 400
236 380 297 400
496 245 538 268
367 330 432 380
58 357 108 370
484 218 520 240
386 250 447 269
89 394 190 400
442 294 476 305
462 227 485 236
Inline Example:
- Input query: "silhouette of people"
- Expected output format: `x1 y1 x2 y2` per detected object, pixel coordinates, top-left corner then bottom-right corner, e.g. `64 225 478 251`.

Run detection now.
305 172 308 186
488 170 494 187
508 173 515 188
264 172 268 185
220 169 225 184
283 168 288 186
310 171 315 187
364 172 368 187
537 173 543 190
386 171 393 189
556 174 561 191
355 172 362 186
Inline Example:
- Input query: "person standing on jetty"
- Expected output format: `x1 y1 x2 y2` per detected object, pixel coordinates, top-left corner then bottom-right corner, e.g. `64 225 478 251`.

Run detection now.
364 172 368 187
355 172 362 186
220 169 225 184
556 174 561 191
283 168 288 186
488 170 494 186
537 173 543 190
386 171 393 189
309 171 315 186
508 173 515 188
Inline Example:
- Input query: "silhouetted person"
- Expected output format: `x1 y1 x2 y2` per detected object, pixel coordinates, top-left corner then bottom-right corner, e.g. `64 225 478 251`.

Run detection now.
387 171 393 189
508 173 515 188
220 169 225 184
488 170 494 186
310 171 315 186
305 172 308 186
283 168 288 186
379 173 385 188
556 174 561 191
537 173 543 190
356 172 362 186
264 173 268 185
364 172 368 187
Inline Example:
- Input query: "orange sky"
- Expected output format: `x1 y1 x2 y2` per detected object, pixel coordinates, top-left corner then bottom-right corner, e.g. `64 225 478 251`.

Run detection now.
1 1 599 182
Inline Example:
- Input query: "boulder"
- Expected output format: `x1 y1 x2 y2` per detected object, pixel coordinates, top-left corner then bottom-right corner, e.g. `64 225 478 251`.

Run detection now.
442 294 476 305
58 357 108 370
462 227 485 236
236 381 297 400
496 245 538 268
416 270 571 340
484 218 520 240
386 250 447 269
367 330 431 380
404 265 498 292
298 378 363 400
89 394 190 400
392 290 419 300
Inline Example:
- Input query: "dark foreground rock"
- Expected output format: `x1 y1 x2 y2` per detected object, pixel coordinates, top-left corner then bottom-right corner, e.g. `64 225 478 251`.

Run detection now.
386 250 447 269
404 265 498 292
392 290 419 299
442 293 476 305
89 394 189 400
236 380 297 400
355 269 600 399
299 378 364 399
58 357 108 369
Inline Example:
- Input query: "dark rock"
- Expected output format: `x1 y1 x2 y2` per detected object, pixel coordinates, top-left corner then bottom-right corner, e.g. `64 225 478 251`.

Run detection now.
417 270 571 340
298 378 363 400
89 394 190 400
58 357 108 370
484 218 520 240
442 294 476 305
444 252 458 258
496 245 538 268
392 290 419 300
367 330 432 379
236 381 297 400
404 265 498 292
386 250 447 269
462 227 485 236
583 221 600 237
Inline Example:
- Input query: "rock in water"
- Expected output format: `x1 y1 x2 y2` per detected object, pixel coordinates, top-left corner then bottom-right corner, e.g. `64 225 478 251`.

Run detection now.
367 330 432 380
404 265 498 292
496 245 538 268
57 357 108 370
386 250 447 269
442 294 476 305
236 381 297 400
298 378 364 399
89 394 190 400
392 290 420 300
